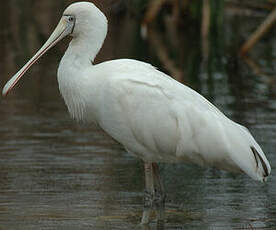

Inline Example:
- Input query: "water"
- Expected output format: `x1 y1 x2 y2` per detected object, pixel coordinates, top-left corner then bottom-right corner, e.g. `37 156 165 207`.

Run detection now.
0 1 275 229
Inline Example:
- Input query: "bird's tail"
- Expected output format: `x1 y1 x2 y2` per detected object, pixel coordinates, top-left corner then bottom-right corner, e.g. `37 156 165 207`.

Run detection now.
250 146 271 182
228 124 271 182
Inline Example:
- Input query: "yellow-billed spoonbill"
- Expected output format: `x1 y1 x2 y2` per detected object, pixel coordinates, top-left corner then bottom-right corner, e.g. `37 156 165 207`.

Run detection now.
2 1 271 225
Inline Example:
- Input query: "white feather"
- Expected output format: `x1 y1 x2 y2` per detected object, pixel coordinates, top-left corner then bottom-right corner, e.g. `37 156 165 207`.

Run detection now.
56 2 271 182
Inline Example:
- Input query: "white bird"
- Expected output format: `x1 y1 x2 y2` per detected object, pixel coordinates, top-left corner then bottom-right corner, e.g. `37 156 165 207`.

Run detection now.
2 1 271 225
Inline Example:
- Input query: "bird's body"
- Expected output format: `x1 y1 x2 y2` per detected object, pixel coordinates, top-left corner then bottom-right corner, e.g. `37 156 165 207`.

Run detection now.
58 56 269 181
2 1 271 226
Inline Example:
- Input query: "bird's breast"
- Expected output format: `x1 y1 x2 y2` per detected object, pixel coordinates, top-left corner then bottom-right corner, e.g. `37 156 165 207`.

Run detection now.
57 55 98 123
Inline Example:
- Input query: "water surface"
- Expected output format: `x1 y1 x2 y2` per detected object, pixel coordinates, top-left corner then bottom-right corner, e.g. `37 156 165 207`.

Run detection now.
0 1 275 229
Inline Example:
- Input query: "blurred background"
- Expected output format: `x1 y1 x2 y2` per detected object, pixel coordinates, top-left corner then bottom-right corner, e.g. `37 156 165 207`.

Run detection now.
0 0 275 229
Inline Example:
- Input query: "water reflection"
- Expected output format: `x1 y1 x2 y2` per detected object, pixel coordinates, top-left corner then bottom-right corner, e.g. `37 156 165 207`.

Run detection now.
0 1 275 230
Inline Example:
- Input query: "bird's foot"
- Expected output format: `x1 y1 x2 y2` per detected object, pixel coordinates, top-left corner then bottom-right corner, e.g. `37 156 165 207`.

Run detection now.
144 189 166 209
153 190 166 209
144 190 154 209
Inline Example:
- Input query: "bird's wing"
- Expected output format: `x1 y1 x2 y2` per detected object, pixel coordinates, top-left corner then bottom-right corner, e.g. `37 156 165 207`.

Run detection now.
96 61 270 181
98 65 227 161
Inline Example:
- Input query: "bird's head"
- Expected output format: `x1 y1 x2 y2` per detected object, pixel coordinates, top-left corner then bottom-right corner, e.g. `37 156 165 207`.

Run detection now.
64 2 107 39
2 2 107 97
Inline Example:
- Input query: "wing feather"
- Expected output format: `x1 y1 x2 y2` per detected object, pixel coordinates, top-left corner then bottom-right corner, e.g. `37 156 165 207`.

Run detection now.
94 59 270 181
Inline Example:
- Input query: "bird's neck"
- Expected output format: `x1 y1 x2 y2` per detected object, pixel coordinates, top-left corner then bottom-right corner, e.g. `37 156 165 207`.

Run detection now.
65 33 105 66
57 33 106 123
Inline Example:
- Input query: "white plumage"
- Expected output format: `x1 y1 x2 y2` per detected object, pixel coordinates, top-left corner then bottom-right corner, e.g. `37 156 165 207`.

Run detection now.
2 1 271 224
58 57 270 182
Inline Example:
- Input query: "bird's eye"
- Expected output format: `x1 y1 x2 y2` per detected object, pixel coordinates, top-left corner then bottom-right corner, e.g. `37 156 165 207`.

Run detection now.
68 16 74 22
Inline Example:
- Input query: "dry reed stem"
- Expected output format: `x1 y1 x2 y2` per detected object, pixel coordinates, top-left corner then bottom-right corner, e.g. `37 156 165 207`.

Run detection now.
240 7 276 56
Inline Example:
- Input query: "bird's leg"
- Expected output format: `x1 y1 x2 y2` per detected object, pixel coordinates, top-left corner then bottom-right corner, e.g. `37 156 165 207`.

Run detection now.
141 162 166 229
152 163 166 228
141 162 154 224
